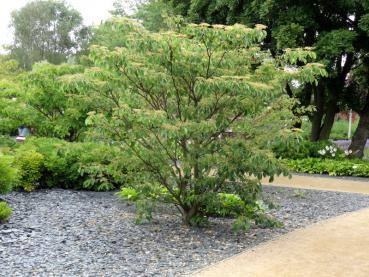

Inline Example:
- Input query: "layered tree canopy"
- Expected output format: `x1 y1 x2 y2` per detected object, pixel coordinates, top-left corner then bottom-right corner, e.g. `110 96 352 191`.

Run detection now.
83 18 325 225
154 0 369 156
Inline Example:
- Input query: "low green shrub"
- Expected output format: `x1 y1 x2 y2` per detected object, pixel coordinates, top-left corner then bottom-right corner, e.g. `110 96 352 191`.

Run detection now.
14 137 129 191
0 202 12 222
284 158 369 177
117 186 282 230
200 193 246 218
254 213 284 228
0 155 18 194
117 185 173 224
14 150 44 192
24 138 70 189
71 142 129 191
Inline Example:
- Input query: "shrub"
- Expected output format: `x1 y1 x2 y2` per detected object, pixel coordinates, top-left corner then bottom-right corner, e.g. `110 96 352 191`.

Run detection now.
0 135 16 148
71 142 129 191
14 150 44 192
284 158 369 177
0 155 18 194
201 193 246 218
117 187 282 230
87 18 324 227
117 184 175 224
0 202 12 222
15 137 129 191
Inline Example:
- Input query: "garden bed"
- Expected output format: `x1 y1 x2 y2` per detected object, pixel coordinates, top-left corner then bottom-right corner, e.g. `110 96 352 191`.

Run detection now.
1 187 369 276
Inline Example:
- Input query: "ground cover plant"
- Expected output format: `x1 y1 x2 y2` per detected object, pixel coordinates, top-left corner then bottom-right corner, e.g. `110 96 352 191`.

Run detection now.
84 18 325 227
274 134 369 177
284 158 369 177
0 201 12 222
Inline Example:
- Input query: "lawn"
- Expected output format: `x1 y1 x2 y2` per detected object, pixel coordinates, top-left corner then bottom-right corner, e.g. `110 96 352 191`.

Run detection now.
301 118 359 140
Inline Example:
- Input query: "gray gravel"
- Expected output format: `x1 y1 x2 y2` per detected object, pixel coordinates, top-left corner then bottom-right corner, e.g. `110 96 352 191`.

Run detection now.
2 186 369 277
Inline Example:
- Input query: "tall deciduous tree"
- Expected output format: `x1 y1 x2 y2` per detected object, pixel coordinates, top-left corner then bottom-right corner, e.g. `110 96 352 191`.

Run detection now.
86 18 324 225
134 0 174 31
109 0 127 16
9 0 90 70
158 0 369 145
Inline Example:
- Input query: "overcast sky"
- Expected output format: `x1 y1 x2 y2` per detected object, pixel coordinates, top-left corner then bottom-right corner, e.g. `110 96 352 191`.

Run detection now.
0 0 133 51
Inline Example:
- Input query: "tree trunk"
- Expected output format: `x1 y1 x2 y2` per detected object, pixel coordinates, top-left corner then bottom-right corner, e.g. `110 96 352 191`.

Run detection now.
319 101 338 140
349 104 369 159
310 84 325 141
181 205 198 226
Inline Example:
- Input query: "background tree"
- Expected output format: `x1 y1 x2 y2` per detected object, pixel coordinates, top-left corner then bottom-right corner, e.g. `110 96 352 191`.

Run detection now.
0 56 25 134
109 0 127 16
346 56 369 158
134 0 174 31
86 18 324 226
15 63 92 141
155 0 369 149
9 0 90 70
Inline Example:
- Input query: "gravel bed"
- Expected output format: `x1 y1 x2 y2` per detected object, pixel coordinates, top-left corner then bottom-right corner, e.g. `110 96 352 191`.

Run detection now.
1 187 369 277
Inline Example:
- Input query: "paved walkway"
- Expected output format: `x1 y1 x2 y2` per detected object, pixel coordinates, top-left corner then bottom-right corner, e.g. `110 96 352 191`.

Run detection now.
193 175 369 277
263 174 369 194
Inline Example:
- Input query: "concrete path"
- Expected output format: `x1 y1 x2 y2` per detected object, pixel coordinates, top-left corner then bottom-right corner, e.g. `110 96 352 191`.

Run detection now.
193 175 369 277
263 174 369 194
193 207 369 277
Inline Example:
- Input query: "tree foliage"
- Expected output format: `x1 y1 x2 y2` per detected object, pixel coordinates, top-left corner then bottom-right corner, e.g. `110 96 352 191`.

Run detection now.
21 63 93 141
0 57 25 134
158 0 369 146
134 0 175 32
9 0 90 69
85 18 324 225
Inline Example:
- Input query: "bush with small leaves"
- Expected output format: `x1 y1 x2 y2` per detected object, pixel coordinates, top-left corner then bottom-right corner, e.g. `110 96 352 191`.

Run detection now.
0 155 18 194
14 137 130 191
14 150 43 192
0 202 12 222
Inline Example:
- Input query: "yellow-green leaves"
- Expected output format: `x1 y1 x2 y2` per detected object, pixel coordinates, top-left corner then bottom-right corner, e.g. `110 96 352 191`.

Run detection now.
86 19 326 226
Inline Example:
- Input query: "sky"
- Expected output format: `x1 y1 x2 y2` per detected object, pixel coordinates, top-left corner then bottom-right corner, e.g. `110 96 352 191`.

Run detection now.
0 0 133 51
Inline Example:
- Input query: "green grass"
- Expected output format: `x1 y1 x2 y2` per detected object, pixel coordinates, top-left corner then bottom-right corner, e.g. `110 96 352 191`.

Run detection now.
301 118 358 140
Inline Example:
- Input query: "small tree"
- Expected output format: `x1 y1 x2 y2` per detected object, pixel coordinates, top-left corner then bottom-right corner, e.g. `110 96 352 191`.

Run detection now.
20 63 91 141
88 18 325 226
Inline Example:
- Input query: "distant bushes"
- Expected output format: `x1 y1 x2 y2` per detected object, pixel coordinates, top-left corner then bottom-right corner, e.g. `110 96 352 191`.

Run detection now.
273 137 369 177
272 139 339 160
1 137 130 192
